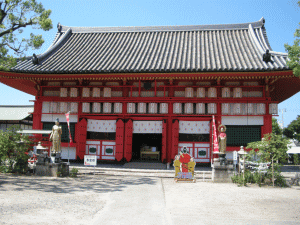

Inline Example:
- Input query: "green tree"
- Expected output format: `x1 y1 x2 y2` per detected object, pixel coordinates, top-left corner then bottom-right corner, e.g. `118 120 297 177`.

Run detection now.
284 1 300 77
293 154 299 165
272 118 282 135
283 115 300 142
0 0 52 71
246 133 290 187
0 125 31 173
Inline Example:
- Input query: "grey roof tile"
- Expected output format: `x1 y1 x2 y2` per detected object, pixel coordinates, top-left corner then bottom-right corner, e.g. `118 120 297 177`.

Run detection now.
12 18 289 74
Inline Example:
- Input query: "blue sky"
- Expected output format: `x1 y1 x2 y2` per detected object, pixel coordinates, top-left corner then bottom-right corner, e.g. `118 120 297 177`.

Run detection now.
0 0 299 127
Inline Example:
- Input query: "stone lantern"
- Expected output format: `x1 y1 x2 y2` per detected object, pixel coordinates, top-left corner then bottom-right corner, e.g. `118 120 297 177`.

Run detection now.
238 146 248 182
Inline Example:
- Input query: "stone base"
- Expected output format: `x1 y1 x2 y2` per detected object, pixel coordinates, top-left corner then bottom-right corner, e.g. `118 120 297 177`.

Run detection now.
36 162 69 177
213 162 235 183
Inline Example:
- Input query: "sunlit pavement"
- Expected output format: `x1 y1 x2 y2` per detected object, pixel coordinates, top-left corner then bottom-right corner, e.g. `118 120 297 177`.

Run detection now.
0 173 300 225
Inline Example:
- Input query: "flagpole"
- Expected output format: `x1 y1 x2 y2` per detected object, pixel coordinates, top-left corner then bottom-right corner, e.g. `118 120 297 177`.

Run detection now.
65 111 72 166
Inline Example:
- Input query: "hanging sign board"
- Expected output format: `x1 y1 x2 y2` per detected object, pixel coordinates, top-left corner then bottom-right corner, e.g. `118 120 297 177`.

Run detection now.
84 155 97 166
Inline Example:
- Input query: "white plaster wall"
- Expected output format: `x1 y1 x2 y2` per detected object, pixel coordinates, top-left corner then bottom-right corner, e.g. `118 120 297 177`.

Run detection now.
41 114 78 123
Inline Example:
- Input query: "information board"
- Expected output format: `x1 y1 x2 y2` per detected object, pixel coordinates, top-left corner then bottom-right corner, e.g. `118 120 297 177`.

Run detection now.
84 155 97 166
233 151 238 165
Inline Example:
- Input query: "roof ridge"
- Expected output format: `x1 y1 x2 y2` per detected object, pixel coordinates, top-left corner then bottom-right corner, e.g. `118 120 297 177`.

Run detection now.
33 28 72 65
60 19 265 33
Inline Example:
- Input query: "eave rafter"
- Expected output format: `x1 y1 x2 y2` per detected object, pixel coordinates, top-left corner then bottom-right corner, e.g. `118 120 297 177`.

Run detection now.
0 70 295 82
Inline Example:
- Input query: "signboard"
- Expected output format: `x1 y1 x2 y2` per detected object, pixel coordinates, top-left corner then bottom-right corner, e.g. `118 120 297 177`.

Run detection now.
84 155 97 166
174 146 196 182
233 151 238 165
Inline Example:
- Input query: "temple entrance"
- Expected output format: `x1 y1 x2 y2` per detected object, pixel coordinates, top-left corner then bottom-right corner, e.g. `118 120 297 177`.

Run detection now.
132 133 162 161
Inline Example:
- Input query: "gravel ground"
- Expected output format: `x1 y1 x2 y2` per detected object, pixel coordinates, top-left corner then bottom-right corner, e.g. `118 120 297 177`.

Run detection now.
0 173 300 225
0 174 121 225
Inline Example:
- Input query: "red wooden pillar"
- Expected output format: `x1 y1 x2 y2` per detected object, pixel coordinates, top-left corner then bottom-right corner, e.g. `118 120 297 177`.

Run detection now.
124 119 133 162
75 118 87 160
262 114 272 138
161 119 167 162
171 119 179 161
166 117 173 163
115 119 124 161
33 98 43 130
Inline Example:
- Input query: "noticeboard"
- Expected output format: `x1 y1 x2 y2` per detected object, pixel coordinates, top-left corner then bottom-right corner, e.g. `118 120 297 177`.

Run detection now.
84 155 97 166
233 151 238 164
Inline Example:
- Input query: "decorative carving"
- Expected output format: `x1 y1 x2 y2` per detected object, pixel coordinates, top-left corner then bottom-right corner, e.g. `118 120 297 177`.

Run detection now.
208 103 217 114
262 49 274 64
173 103 182 114
185 87 194 98
138 103 147 114
222 87 230 98
114 103 122 114
196 103 205 114
148 103 158 114
159 103 168 114
184 103 193 114
196 87 205 98
32 53 39 65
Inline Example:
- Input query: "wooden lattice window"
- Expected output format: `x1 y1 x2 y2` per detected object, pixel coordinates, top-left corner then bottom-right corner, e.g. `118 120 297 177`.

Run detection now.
226 125 261 147
43 122 75 142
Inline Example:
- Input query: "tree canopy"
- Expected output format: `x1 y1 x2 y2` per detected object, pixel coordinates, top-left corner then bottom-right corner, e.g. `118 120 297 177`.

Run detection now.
284 1 300 77
272 118 283 136
0 0 52 71
246 133 290 186
283 115 300 142
0 125 31 173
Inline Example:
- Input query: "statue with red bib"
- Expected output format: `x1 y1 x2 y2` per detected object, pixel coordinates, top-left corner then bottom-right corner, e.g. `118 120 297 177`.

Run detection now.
179 146 191 172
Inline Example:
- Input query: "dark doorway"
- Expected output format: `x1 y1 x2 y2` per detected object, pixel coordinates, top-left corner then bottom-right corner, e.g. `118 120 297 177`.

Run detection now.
132 133 162 161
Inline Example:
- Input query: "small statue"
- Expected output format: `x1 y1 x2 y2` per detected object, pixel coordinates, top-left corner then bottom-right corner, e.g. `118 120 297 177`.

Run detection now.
218 124 227 154
49 118 62 153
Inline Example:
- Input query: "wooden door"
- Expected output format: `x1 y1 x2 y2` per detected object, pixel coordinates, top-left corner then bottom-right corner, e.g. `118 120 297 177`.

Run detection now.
75 118 87 160
124 119 133 162
115 119 124 161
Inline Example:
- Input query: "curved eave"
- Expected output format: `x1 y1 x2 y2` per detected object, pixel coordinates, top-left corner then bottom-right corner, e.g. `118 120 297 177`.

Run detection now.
270 76 300 103
0 74 37 96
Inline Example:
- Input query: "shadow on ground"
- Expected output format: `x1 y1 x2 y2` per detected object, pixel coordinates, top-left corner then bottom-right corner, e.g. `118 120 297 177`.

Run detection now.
0 174 157 194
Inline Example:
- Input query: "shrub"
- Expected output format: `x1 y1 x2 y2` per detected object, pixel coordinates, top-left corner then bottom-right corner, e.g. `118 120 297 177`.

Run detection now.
70 167 79 178
0 126 31 174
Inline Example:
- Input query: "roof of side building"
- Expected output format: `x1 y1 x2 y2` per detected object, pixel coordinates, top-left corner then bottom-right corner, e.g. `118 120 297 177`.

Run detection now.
11 17 289 74
0 105 34 121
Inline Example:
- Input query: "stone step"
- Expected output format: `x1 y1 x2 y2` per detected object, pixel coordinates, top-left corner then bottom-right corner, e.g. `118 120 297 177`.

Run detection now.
71 166 212 180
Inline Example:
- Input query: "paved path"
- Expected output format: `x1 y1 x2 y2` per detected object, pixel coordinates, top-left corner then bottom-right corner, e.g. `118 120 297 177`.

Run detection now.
0 174 300 225
91 177 172 225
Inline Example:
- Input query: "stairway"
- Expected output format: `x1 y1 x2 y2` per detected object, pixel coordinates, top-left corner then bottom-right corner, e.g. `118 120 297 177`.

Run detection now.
123 161 167 170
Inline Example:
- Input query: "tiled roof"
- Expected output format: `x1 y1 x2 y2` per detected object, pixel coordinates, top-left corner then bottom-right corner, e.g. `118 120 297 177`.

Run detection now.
0 105 34 121
12 17 289 74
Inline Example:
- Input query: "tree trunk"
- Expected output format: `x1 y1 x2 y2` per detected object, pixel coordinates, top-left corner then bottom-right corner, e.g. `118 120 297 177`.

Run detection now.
272 157 274 187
